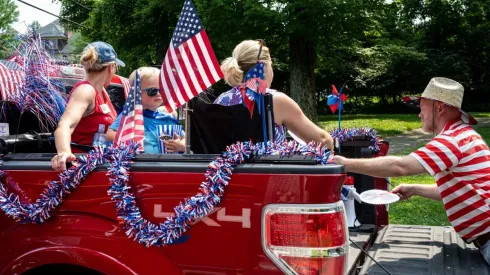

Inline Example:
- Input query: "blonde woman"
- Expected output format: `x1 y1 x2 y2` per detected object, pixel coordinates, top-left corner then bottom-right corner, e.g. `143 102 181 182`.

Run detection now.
105 67 185 154
51 42 124 172
215 40 334 149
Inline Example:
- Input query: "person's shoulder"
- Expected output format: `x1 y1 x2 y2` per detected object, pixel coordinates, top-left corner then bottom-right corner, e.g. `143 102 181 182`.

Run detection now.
71 83 96 99
271 90 295 105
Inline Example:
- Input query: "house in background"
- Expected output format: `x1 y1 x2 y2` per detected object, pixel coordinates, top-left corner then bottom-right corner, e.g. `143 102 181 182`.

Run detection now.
38 19 77 62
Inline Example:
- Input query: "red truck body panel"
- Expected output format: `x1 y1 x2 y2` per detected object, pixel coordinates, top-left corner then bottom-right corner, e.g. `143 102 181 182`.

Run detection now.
0 159 345 274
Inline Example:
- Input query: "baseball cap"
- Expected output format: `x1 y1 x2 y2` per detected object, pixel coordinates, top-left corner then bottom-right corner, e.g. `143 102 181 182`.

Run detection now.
88 41 125 67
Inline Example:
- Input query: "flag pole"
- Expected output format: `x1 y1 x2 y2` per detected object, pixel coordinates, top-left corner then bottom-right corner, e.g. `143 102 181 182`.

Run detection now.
184 103 192 154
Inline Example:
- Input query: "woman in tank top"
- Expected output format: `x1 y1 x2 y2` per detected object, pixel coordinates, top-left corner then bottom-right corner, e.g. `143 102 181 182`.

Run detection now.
51 42 125 172
214 40 334 149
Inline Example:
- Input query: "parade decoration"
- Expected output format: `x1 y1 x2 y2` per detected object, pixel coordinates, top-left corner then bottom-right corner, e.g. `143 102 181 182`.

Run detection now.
327 84 348 130
113 71 145 151
158 0 223 113
0 147 105 224
329 127 380 153
3 33 67 131
239 62 267 117
0 140 332 247
236 62 269 141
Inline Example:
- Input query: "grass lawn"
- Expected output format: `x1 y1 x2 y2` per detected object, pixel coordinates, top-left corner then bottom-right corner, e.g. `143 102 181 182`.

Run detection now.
319 114 422 137
318 113 490 226
319 112 490 138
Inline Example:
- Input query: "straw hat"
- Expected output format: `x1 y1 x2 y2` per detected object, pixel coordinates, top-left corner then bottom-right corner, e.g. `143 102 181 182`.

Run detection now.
402 77 477 125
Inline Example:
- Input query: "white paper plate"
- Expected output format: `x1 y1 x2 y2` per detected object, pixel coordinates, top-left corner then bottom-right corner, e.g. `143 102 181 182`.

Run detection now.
359 189 400 205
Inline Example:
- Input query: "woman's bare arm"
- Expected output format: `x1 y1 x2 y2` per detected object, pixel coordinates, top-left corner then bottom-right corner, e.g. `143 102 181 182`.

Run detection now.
273 92 334 150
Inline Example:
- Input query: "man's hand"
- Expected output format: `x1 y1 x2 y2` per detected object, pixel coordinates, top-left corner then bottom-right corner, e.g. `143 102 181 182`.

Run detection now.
332 155 348 165
165 133 185 153
392 184 441 201
391 184 415 200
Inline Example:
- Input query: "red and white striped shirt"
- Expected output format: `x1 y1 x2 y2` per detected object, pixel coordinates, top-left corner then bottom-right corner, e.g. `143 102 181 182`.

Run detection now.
411 119 490 242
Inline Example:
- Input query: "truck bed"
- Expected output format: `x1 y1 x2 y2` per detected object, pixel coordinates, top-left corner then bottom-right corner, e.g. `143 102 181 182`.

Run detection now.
359 225 490 275
349 230 374 275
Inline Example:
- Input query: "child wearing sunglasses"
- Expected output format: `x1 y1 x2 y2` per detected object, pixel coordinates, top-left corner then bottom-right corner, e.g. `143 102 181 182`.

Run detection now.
105 67 185 154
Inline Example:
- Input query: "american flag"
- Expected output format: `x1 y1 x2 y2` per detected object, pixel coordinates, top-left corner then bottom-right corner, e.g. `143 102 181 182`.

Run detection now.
113 71 145 151
0 60 25 101
159 0 223 112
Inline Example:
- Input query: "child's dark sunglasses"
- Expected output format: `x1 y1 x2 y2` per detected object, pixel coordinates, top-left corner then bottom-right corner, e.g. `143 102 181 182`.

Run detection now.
143 87 160 97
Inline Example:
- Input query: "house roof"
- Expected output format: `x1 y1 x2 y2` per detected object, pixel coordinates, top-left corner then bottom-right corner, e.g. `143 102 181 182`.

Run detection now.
60 43 76 54
38 19 66 39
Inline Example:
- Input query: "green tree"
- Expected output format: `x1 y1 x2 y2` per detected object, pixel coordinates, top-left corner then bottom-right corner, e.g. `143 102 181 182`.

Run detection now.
58 0 386 120
62 0 490 114
28 20 41 33
66 32 90 61
60 0 181 76
0 0 19 59
196 0 381 121
55 0 95 31
396 0 490 109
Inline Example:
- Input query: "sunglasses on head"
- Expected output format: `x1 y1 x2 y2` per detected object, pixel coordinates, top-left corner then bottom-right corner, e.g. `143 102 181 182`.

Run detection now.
256 39 266 62
143 87 160 97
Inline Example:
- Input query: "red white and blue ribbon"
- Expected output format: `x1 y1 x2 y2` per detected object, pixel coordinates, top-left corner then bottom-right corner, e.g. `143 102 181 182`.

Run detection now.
5 33 67 131
0 147 106 223
239 62 267 118
329 127 380 153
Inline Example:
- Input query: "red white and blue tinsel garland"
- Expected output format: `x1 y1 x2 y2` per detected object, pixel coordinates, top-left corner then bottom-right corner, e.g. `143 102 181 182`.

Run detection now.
0 141 332 247
329 127 380 153
6 33 67 131
0 147 107 223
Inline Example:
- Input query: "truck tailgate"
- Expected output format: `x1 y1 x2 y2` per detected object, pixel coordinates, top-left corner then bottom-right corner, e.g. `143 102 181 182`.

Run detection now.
349 231 374 275
359 225 490 275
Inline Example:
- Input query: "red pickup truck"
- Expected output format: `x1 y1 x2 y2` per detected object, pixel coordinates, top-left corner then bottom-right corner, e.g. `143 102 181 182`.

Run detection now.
3 139 488 275
0 66 489 275
0 151 349 275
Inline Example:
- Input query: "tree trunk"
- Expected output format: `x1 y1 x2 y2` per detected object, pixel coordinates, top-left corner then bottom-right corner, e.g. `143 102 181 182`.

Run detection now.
289 36 317 122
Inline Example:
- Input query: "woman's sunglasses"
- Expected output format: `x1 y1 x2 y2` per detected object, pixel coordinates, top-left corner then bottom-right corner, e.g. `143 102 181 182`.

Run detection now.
256 39 265 62
143 87 160 97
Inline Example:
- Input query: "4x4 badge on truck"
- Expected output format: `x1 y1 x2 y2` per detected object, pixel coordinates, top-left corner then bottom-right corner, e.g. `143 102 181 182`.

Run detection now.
154 204 251 228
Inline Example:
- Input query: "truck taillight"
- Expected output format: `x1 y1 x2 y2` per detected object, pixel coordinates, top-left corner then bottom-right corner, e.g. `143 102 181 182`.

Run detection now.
262 203 349 275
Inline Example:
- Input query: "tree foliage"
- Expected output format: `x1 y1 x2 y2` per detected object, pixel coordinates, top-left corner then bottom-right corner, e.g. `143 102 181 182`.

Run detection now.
0 0 19 59
28 20 41 33
57 0 490 116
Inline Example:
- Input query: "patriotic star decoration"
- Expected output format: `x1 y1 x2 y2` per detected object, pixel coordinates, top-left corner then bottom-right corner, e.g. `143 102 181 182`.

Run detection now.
240 62 267 117
327 84 348 113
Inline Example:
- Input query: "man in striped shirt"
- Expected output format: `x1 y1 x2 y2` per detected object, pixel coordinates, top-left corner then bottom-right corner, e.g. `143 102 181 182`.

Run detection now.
333 77 490 265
